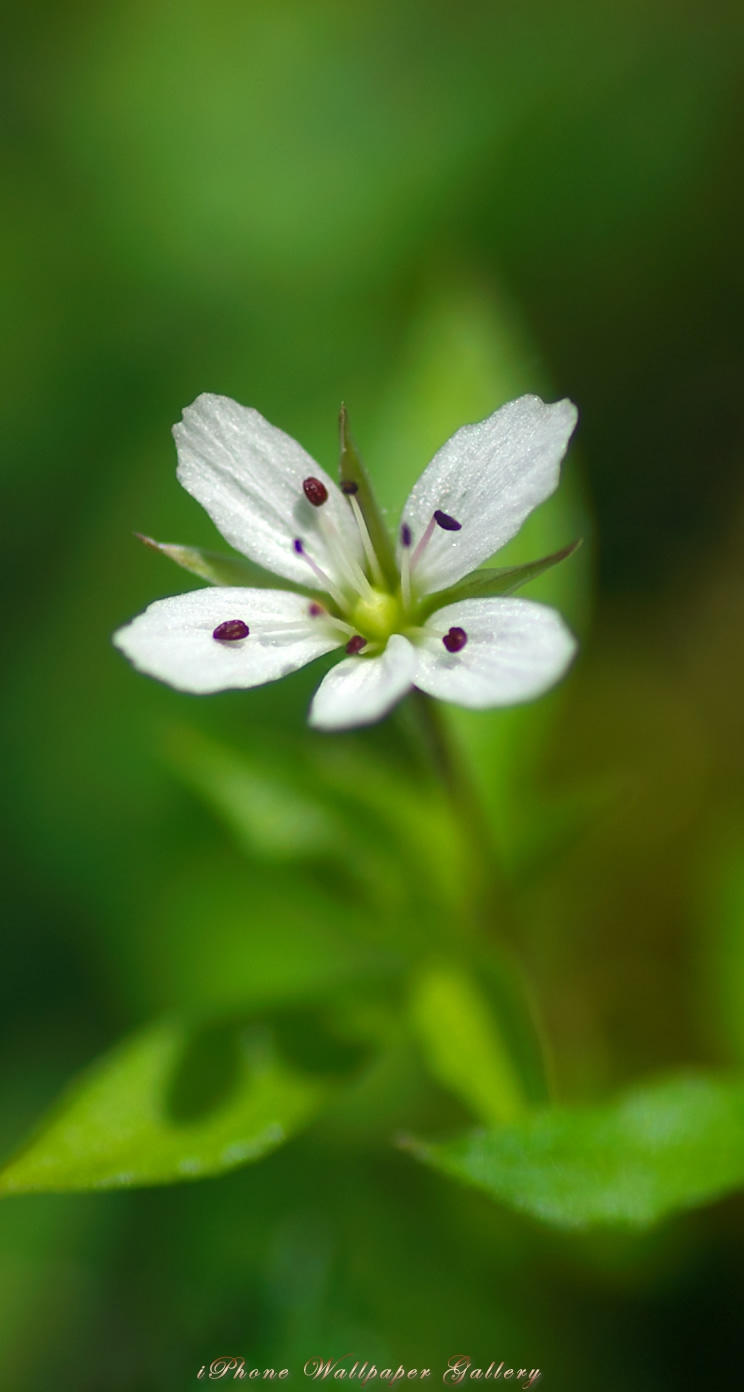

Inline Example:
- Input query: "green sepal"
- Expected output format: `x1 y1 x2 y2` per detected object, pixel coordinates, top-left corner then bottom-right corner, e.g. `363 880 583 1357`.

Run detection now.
136 534 314 596
418 539 582 619
338 407 398 588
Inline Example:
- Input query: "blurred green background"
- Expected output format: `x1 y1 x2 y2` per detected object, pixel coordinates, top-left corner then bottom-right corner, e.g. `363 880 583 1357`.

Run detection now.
3 0 744 1387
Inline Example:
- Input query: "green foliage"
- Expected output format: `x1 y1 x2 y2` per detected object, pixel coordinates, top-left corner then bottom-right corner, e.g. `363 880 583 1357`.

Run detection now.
404 1073 744 1230
0 1018 329 1195
3 0 743 1375
167 720 472 933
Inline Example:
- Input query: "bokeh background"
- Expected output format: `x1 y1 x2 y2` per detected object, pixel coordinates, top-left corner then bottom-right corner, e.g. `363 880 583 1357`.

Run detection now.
3 1 744 1387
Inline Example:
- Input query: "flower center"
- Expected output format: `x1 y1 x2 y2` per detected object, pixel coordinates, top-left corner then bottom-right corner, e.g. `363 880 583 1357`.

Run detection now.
350 588 401 643
293 481 468 653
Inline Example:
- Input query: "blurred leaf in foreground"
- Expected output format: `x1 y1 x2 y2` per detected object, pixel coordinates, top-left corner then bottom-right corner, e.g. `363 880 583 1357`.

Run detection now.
0 1018 329 1195
402 1073 744 1230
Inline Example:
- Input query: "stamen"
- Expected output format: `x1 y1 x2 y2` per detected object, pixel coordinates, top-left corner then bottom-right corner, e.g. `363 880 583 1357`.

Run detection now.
213 620 250 642
343 489 384 587
434 509 462 532
443 626 468 653
410 515 437 573
317 512 375 600
308 599 357 640
410 509 464 578
302 477 329 507
400 522 412 609
292 538 347 610
345 634 367 655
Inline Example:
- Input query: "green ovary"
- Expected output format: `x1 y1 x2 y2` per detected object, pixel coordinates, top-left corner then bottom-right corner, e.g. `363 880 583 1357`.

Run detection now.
350 588 402 643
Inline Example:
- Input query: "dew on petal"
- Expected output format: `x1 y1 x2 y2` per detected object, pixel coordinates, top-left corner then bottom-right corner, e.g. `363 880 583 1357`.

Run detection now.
303 477 329 507
213 620 250 642
442 626 467 653
346 634 368 655
434 509 462 532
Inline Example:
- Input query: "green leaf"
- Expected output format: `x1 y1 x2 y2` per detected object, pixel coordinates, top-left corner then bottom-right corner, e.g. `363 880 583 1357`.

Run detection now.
0 1018 329 1195
136 534 310 593
409 964 528 1124
339 407 398 588
418 541 582 619
402 1072 744 1230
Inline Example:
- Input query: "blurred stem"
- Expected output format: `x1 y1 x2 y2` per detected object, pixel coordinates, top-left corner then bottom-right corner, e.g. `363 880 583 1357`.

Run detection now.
408 690 503 932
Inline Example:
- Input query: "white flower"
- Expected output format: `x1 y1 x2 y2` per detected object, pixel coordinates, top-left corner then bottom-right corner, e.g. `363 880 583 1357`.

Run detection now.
113 393 579 730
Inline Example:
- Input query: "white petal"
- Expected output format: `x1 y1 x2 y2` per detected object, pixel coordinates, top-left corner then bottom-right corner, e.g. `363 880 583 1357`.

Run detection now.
113 587 342 694
399 395 578 595
413 597 577 708
174 394 365 590
309 634 416 731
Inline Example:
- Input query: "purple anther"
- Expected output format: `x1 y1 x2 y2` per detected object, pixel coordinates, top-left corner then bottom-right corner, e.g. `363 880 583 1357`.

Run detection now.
303 477 329 507
293 538 304 554
308 602 324 617
434 509 462 532
400 522 412 548
345 635 367 655
341 480 359 495
213 620 250 642
442 626 467 653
